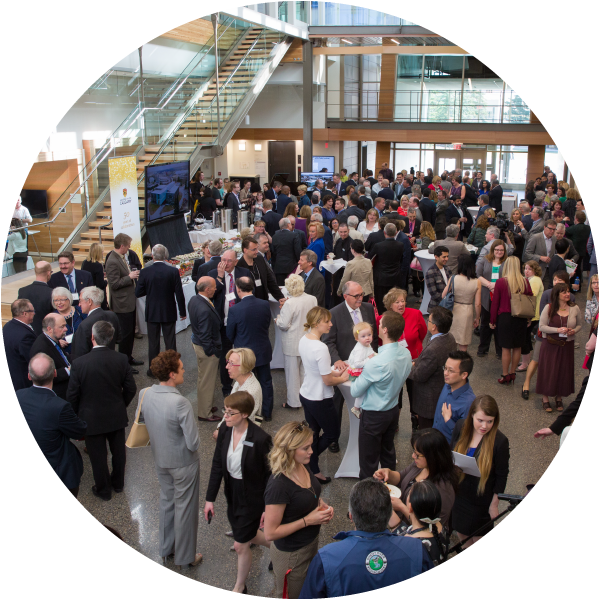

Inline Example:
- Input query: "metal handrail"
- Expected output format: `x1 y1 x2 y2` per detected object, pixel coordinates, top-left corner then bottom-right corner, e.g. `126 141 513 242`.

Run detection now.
98 218 113 243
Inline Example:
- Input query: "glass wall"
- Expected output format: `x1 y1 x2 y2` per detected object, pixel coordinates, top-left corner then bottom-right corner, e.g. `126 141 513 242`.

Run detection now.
344 55 360 120
362 55 381 121
421 55 464 123
544 145 565 181
309 2 414 26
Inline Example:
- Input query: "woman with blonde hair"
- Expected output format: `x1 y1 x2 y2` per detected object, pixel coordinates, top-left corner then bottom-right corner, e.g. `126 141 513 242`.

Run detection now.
51 287 85 353
489 256 533 384
275 274 318 410
82 242 108 309
307 222 325 268
357 208 380 240
297 307 349 484
483 207 496 220
264 421 334 598
297 184 310 208
585 273 599 324
342 185 355 207
516 260 544 373
451 395 509 548
419 221 436 249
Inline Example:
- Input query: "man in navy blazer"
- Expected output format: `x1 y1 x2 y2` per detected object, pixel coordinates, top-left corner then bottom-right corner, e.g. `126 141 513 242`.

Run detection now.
18 352 87 496
226 276 274 420
135 245 186 375
276 185 294 216
209 250 252 398
4 299 37 391
18 260 54 335
48 251 93 306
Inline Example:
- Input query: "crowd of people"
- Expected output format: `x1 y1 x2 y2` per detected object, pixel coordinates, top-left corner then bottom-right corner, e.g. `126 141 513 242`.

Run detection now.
5 162 592 597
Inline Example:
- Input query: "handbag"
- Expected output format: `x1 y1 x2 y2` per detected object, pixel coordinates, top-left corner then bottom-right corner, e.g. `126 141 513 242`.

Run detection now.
438 275 455 311
125 388 150 448
510 291 536 319
410 257 422 271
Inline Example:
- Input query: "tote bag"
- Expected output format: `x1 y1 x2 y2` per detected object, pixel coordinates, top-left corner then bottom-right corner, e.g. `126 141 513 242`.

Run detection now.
125 388 150 448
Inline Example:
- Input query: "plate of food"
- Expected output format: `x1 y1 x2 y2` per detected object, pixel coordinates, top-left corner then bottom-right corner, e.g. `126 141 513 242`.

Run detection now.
385 483 401 498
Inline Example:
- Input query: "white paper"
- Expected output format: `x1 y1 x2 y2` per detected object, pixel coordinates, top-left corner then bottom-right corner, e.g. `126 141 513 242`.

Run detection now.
65 334 73 344
72 292 79 301
226 292 235 302
255 278 262 287
452 451 481 477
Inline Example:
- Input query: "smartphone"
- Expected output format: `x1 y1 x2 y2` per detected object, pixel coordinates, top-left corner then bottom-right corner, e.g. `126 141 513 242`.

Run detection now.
207 511 213 525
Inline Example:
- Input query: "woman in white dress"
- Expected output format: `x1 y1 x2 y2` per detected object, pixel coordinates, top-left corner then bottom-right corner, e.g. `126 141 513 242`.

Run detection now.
357 208 380 241
275 274 318 410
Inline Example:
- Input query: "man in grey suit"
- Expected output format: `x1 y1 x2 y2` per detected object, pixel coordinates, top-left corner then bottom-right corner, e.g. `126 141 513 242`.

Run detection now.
408 307 457 430
323 281 378 452
299 250 325 307
523 219 557 289
525 207 546 239
428 224 471 275
139 350 202 569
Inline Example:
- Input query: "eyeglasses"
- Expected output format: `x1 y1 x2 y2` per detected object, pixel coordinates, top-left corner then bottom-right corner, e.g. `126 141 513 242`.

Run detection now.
292 420 310 433
443 366 459 373
226 360 241 367
412 451 425 459
22 309 35 313
545 226 556 232
54 298 69 303
224 410 241 418
346 292 364 300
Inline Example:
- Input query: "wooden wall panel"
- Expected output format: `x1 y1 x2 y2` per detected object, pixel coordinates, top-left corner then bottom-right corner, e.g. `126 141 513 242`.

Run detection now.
375 142 391 176
378 39 397 121
281 38 303 63
527 145 545 182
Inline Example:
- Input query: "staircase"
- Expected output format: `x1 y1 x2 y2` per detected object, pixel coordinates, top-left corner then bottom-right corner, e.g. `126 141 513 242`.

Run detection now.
67 26 292 264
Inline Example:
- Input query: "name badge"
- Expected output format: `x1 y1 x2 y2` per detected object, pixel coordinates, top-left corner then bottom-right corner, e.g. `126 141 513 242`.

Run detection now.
72 292 79 301
226 292 235 302
559 332 567 338
255 278 262 287
65 334 73 344
243 441 254 447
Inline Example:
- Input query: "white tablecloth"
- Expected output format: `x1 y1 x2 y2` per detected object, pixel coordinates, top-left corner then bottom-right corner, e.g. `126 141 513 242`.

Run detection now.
136 279 197 335
2 256 34 277
319 258 347 275
335 381 360 479
414 249 436 315
189 229 239 245
268 287 288 369
467 206 479 221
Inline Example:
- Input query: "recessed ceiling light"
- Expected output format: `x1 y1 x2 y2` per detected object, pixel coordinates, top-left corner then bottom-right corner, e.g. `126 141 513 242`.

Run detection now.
390 38 400 45
341 38 353 45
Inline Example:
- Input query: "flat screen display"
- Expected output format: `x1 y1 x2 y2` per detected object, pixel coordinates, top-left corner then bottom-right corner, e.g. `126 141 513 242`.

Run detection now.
312 156 335 172
20 189 48 219
300 172 334 189
145 160 190 224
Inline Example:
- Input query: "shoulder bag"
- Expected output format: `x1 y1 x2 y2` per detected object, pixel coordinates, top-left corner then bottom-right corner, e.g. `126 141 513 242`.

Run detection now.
439 275 455 311
125 388 150 448
510 281 536 319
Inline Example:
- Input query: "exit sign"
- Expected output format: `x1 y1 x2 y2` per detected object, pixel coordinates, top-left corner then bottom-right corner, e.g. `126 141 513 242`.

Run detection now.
452 143 463 150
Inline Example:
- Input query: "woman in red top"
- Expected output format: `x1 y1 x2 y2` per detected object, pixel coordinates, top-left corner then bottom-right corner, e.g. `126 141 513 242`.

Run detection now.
490 256 533 385
397 196 409 217
376 288 427 423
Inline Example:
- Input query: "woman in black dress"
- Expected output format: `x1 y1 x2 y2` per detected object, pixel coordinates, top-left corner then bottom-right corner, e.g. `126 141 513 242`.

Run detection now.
451 395 509 548
204 391 273 594
81 242 108 309
264 420 334 599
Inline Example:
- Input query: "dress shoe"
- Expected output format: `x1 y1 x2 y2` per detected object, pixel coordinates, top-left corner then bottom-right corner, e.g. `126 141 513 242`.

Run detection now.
315 476 332 485
131 368 140 375
476 351 488 357
92 485 111 501
198 415 221 422
225 530 234 537
473 327 480 336
134 332 143 339
113 486 124 493
263 415 272 422
328 442 340 453
129 359 144 366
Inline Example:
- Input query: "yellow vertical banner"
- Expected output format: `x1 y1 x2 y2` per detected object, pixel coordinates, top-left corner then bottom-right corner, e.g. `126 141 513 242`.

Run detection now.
108 156 143 260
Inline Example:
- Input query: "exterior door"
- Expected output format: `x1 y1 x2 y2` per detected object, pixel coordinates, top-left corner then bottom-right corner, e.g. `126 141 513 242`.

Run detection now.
434 150 487 176
460 150 486 178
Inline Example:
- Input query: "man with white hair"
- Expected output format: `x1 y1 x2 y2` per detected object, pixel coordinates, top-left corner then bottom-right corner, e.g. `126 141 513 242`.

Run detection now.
347 215 363 240
135 244 186 375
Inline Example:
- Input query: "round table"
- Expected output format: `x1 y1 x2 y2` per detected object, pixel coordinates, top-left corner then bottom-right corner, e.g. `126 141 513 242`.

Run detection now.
467 206 479 221
268 287 288 369
414 249 436 315
334 381 361 479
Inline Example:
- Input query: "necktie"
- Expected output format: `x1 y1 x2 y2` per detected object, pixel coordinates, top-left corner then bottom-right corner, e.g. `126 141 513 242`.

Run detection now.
55 342 70 368
66 273 76 294
228 274 235 309
302 272 308 282
352 310 360 325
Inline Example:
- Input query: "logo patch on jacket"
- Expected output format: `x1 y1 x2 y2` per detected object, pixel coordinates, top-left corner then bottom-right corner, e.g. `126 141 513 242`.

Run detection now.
365 551 387 574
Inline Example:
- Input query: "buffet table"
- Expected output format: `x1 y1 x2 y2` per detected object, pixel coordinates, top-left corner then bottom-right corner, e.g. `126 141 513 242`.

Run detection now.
189 228 240 245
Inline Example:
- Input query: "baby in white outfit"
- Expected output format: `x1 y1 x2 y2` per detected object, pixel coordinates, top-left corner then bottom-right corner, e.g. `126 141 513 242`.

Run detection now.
347 322 376 418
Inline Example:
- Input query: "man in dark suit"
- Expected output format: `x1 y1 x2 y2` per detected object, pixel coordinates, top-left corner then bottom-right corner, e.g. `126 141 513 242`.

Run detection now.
265 180 282 204
226 277 274 420
30 313 71 399
276 185 294 216
272 217 302 286
18 352 87 496
395 227 412 291
377 179 395 202
48 251 93 306
189 277 222 422
371 223 404 312
237 236 284 304
224 180 242 228
209 250 252 398
193 240 223 282
17 260 54 335
334 198 348 224
364 217 388 257
346 194 366 221
418 193 436 226
340 172 358 194
4 299 36 391
71 286 121 360
67 320 136 501
135 244 186 375
262 199 280 237
445 197 473 240
323 281 379 452
403 210 422 241
299 249 326 307
332 223 354 305
357 187 373 211
288 216 308 252
488 180 504 213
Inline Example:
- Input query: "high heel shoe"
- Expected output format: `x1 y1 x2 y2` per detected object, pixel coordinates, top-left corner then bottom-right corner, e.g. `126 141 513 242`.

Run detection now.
497 374 511 384
521 386 529 400
509 373 516 384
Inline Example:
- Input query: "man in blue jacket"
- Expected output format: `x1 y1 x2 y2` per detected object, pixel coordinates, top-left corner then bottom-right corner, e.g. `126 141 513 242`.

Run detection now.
300 478 432 598
225 276 274 420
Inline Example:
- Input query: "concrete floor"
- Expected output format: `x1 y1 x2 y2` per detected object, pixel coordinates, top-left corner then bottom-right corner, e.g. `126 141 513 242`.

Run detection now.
74 284 589 596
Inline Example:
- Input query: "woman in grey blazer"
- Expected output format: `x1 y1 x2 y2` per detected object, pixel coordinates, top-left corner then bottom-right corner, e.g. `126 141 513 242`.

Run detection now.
139 350 202 569
476 240 506 358
275 274 317 409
